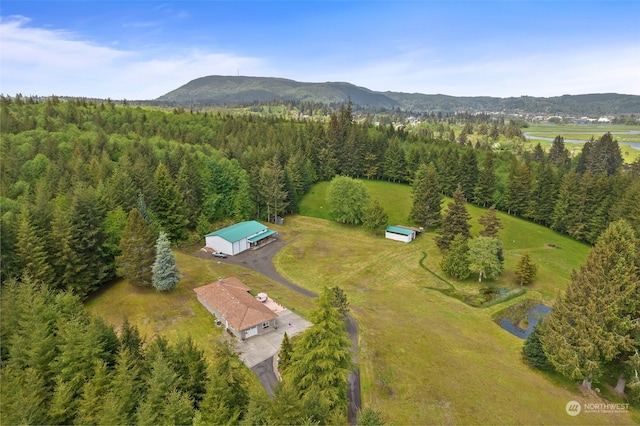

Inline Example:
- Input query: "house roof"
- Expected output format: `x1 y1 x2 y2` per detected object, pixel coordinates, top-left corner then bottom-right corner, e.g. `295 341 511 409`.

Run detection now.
193 277 277 331
205 221 269 243
386 225 414 236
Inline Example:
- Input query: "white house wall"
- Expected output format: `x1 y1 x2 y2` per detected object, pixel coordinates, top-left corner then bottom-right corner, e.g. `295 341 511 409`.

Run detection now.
385 231 412 243
205 236 233 255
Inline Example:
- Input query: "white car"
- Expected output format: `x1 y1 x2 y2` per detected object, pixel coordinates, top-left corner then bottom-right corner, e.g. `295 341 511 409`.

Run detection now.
212 252 227 258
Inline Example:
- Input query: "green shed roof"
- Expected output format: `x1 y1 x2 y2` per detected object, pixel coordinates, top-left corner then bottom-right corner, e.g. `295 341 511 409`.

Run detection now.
386 226 414 236
206 221 269 243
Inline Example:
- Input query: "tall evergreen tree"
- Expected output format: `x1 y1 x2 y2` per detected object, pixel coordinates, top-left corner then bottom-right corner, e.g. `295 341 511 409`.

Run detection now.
278 332 294 374
440 234 470 280
437 148 459 196
14 208 53 285
478 205 503 238
383 138 406 182
117 208 156 287
152 162 188 242
527 162 558 225
458 149 478 200
152 232 180 292
473 150 496 207
259 156 288 223
285 287 352 412
436 185 471 252
550 170 585 237
514 251 537 286
409 162 442 230
67 184 112 297
503 160 532 216
539 220 639 390
548 136 570 169
199 340 250 424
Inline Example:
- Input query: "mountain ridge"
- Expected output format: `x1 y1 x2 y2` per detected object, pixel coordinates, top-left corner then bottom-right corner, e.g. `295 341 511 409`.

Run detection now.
156 75 640 115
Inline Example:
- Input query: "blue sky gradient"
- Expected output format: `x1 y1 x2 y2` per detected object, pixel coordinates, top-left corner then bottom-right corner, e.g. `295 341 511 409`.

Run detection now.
1 1 638 99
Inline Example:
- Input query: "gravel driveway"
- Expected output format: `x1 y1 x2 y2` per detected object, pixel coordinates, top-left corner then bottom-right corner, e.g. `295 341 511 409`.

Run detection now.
199 233 362 424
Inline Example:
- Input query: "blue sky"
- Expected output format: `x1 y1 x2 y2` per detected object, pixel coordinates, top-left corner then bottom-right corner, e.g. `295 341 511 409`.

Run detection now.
1 1 639 99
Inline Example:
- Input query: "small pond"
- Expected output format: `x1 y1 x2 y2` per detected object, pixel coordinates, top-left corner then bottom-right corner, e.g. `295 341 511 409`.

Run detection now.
498 303 552 339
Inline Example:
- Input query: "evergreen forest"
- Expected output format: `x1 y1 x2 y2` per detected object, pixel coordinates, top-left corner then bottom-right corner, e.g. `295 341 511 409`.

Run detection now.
1 95 640 423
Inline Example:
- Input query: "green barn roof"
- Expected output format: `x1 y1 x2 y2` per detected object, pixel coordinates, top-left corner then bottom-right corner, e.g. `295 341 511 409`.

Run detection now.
206 221 269 243
386 225 414 236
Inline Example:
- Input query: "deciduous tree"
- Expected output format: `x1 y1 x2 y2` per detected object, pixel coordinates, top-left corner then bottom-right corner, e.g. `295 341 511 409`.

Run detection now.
362 199 388 236
326 176 370 225
467 236 503 282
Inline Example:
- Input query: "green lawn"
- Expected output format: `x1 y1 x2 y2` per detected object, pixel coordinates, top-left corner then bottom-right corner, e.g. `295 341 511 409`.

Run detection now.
86 179 639 424
523 123 640 163
281 179 638 424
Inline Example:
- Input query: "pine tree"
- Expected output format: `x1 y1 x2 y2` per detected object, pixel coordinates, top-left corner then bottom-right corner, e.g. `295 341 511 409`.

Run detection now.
478 205 503 238
278 332 294 374
437 148 459 196
409 162 442 230
440 234 470 280
152 232 180 292
117 208 156 287
539 220 639 389
551 170 585 236
14 208 53 285
362 199 388 236
503 160 532 216
514 252 537 286
383 138 406 182
152 162 188 241
548 136 570 169
436 185 471 252
358 407 386 426
473 150 496 207
522 325 552 370
199 340 250 424
285 287 352 411
458 149 478 200
467 236 503 282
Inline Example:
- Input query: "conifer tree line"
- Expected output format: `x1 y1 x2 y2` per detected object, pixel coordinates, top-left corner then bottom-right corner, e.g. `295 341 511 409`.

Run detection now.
0 279 367 424
1 95 639 297
522 219 640 402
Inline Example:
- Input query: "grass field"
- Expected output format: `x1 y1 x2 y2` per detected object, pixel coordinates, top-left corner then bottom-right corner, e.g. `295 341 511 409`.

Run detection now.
523 123 640 163
287 179 639 424
86 178 639 424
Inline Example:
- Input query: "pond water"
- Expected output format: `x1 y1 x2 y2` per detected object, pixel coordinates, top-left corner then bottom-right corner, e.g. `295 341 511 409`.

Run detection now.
498 303 552 339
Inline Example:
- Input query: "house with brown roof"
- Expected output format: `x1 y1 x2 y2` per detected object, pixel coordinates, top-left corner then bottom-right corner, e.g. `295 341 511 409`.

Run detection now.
194 277 278 340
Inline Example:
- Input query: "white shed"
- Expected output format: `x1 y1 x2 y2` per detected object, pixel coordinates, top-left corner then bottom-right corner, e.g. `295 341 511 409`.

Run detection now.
385 225 416 243
205 220 276 255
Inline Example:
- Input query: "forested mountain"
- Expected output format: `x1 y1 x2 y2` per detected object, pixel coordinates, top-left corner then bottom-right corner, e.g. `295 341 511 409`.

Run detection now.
155 76 640 115
2 94 639 298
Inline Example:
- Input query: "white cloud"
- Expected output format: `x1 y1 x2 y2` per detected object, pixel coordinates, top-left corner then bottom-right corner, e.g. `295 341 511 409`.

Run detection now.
333 45 640 97
0 16 266 99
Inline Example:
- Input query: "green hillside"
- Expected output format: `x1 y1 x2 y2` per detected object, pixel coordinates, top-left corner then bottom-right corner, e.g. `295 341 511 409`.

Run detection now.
287 179 637 424
155 75 640 115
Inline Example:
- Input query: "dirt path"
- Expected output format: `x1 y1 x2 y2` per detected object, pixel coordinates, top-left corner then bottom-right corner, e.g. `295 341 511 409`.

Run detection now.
207 235 362 424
